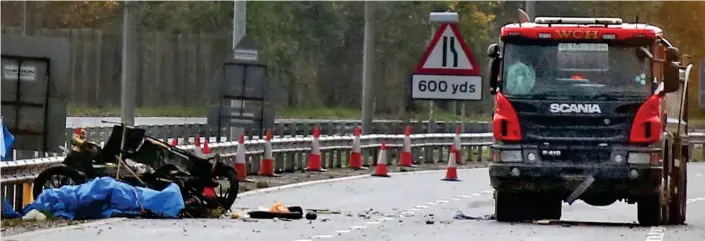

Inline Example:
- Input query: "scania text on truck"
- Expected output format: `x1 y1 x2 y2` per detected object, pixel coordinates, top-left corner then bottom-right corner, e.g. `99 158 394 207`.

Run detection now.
486 15 694 226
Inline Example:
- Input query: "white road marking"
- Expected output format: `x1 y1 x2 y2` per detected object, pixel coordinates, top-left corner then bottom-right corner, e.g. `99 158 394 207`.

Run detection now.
436 200 449 203
644 226 665 241
350 225 367 230
687 197 705 203
311 235 333 239
481 190 493 194
410 208 421 211
416 205 429 209
335 230 351 233
379 217 395 221
400 211 415 216
472 193 482 196
451 198 460 201
367 221 381 225
294 239 312 241
427 201 438 205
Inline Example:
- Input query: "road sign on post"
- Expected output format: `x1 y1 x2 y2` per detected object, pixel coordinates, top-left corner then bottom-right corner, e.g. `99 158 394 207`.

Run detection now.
1 35 69 156
410 21 483 101
207 36 275 142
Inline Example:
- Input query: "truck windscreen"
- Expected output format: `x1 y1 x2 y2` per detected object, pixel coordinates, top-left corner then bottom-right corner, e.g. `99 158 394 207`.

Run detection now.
501 42 652 100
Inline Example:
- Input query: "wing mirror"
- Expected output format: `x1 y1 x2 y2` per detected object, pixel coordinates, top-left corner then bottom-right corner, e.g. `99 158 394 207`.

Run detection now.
487 43 500 58
487 43 501 95
662 47 681 94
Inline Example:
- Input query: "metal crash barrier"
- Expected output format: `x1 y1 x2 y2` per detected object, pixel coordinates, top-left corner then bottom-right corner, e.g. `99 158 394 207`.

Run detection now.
2 131 704 212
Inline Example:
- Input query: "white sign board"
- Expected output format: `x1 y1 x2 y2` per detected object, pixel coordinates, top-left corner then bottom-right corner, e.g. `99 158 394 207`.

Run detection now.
234 49 258 61
3 65 36 81
410 74 482 100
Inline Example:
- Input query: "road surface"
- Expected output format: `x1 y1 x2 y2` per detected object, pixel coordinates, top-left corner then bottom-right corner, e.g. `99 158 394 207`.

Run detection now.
7 164 705 241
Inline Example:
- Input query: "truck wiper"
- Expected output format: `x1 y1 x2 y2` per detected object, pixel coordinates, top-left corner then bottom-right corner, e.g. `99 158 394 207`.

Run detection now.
586 93 618 101
590 92 646 100
526 93 569 100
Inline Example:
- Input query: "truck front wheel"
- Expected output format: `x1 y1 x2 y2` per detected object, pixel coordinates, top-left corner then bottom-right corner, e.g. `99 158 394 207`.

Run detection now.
637 193 663 226
495 190 530 222
534 195 562 220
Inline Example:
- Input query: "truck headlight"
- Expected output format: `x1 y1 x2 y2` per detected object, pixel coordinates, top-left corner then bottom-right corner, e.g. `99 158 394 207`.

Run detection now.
500 150 523 162
527 153 537 161
627 153 651 164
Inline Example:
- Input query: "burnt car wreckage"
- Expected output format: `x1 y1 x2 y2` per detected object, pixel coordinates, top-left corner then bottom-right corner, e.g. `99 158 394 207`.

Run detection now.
32 123 239 218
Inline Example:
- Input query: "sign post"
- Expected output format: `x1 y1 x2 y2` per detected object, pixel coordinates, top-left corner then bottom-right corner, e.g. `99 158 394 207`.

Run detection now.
698 59 705 110
410 12 483 133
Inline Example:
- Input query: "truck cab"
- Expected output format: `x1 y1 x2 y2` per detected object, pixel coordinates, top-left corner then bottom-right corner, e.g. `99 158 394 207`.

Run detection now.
486 16 690 226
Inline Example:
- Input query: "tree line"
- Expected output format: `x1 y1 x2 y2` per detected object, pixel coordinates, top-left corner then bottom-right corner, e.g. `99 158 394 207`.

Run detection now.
1 1 702 118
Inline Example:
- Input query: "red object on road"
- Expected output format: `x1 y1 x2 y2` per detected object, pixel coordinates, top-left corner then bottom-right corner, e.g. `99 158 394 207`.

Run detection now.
349 126 367 170
398 126 415 167
372 141 391 177
442 145 460 181
305 126 327 172
259 129 280 177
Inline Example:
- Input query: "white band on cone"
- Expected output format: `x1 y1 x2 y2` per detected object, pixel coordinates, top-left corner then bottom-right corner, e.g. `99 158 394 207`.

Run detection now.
403 136 411 152
235 143 247 164
264 141 273 159
454 135 461 150
352 136 361 153
447 149 457 168
377 149 387 165
311 139 321 155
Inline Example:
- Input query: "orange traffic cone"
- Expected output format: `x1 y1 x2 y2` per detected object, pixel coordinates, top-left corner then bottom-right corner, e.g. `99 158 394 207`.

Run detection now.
202 139 210 154
193 134 203 156
202 140 217 198
258 130 280 177
171 138 178 147
349 126 367 170
398 126 416 167
234 133 254 182
454 126 463 164
372 141 391 177
306 126 327 172
442 145 460 181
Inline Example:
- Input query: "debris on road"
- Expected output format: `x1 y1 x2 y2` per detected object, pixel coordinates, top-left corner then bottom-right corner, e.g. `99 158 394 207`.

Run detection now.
305 211 318 220
424 214 435 224
22 210 47 221
246 202 305 220
306 208 341 214
452 210 495 221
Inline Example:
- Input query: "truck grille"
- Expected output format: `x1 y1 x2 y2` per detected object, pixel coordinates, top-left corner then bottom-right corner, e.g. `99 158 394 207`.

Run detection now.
518 113 632 142
538 146 612 163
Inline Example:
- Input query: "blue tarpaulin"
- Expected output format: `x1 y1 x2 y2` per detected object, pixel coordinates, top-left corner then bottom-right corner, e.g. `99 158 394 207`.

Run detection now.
24 177 185 220
2 197 21 218
1 118 15 161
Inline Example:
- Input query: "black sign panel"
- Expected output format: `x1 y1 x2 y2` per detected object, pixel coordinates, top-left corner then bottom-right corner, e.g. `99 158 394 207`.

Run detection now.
207 36 274 139
223 64 266 99
1 35 69 154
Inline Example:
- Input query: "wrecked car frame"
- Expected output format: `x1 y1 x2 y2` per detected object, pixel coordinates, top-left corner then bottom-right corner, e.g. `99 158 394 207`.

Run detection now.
32 124 239 217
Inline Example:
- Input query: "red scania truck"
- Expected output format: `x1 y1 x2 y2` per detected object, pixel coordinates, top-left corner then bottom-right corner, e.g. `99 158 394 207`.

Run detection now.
486 15 694 226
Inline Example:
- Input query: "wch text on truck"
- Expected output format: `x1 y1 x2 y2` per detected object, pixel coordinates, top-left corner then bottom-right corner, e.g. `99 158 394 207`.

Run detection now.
486 15 694 226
